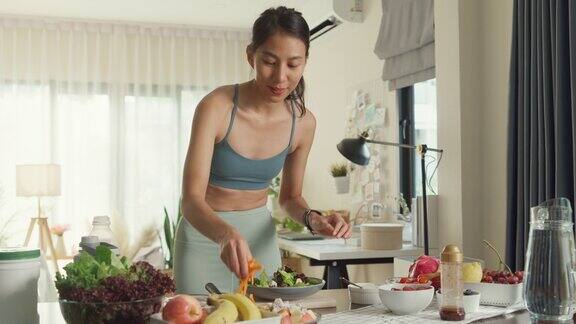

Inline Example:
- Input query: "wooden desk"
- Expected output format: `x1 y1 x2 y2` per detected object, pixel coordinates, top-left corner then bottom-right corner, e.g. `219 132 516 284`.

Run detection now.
278 238 422 289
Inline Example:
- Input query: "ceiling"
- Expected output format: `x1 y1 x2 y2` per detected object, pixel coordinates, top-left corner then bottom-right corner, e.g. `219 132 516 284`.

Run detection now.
0 0 334 29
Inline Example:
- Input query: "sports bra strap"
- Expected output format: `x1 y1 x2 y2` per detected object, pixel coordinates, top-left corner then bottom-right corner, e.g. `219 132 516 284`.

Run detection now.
222 84 239 141
287 99 297 148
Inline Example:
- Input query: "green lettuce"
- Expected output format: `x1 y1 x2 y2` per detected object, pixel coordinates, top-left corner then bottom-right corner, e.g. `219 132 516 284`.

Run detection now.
55 246 130 290
278 269 296 286
254 271 271 287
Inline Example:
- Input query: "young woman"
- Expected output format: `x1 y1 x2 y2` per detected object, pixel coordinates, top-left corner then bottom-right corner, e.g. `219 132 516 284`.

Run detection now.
174 6 351 294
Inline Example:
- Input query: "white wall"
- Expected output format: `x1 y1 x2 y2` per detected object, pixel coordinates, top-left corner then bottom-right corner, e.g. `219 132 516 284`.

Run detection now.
301 0 398 281
303 0 514 278
435 0 513 268
303 0 397 212
477 0 513 269
435 0 465 253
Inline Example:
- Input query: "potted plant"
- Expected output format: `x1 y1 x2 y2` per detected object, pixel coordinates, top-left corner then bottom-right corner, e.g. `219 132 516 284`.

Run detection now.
163 200 182 270
330 162 349 194
394 193 412 222
267 176 282 216
273 216 305 233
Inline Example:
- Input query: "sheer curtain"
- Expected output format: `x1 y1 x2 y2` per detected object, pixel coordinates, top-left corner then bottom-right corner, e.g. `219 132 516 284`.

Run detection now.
0 15 251 251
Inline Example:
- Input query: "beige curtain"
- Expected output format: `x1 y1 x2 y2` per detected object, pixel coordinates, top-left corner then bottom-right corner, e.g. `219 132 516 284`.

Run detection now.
0 15 251 256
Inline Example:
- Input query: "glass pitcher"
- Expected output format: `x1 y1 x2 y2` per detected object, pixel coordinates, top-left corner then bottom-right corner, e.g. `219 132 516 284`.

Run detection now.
524 198 576 321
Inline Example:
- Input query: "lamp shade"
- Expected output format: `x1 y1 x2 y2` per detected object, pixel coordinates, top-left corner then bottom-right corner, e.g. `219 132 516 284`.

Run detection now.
336 137 371 166
16 164 61 197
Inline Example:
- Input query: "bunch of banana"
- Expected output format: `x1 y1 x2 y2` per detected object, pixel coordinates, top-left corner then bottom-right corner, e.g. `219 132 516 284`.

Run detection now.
205 293 262 322
219 293 262 321
204 297 238 324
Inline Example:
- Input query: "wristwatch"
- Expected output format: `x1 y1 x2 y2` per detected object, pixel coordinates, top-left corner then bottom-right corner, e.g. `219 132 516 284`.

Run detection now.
303 209 322 235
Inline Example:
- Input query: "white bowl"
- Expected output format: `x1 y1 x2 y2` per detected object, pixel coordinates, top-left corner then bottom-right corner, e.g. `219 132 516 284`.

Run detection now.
436 291 481 314
378 284 434 315
464 282 523 306
348 283 381 305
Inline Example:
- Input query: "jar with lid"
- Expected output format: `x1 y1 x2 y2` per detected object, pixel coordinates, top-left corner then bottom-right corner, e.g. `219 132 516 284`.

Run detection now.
0 247 41 324
88 216 117 246
439 244 465 321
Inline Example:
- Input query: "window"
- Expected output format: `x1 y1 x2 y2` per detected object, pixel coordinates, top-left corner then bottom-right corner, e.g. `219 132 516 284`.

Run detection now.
0 81 207 247
55 93 111 222
398 79 438 206
0 84 51 219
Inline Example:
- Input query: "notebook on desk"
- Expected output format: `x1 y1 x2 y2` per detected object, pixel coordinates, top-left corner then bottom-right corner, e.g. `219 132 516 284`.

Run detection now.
278 232 325 241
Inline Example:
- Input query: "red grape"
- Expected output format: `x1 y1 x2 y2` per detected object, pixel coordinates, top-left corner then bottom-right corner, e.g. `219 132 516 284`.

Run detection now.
392 286 430 291
482 275 493 283
480 269 526 284
507 276 519 284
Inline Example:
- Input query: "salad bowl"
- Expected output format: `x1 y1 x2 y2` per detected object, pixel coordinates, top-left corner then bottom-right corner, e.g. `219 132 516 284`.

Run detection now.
247 280 325 301
248 266 325 301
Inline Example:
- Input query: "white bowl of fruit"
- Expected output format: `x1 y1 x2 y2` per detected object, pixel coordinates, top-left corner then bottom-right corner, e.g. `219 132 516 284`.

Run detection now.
462 242 524 307
464 269 524 307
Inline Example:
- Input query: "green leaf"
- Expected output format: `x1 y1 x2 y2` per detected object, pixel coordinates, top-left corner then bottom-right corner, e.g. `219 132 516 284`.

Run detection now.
94 245 125 270
279 269 295 286
164 207 173 250
283 217 305 233
177 199 183 225
256 271 270 287
161 198 184 269
56 251 101 289
94 245 112 264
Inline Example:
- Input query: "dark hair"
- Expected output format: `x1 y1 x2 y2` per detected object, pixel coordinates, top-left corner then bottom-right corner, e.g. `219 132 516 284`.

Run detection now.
249 6 310 117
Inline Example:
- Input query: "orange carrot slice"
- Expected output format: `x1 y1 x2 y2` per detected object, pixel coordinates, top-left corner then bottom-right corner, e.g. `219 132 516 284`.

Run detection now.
237 259 262 295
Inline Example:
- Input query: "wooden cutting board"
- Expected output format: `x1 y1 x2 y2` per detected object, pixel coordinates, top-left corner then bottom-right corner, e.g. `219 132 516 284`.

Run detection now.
193 292 338 309
293 294 338 309
255 294 337 309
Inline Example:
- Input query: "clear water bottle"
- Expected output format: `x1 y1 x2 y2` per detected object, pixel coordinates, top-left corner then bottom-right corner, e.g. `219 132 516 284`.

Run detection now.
88 216 117 246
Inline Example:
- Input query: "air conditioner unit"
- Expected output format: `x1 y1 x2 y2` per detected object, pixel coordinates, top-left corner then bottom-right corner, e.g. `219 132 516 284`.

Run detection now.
310 0 364 41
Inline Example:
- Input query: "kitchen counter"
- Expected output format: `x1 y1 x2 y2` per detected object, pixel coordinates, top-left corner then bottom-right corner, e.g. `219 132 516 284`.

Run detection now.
39 289 531 323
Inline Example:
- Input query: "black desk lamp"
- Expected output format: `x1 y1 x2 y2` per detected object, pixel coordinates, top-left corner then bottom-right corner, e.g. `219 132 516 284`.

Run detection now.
337 132 443 256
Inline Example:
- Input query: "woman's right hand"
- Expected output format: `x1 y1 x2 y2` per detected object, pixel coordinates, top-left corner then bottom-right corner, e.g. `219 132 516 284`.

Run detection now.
218 228 253 279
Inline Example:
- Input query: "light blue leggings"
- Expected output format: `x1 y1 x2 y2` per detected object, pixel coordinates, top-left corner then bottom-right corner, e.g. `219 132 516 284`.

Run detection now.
173 205 282 294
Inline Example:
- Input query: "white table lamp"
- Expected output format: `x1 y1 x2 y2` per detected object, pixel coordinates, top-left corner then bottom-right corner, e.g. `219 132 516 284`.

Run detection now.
16 164 61 269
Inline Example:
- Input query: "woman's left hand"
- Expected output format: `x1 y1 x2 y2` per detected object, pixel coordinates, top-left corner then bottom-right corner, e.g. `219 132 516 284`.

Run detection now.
309 211 352 239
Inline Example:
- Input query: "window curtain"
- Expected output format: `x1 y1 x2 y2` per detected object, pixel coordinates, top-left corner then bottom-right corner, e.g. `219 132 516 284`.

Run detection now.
374 0 435 91
0 15 251 253
506 0 576 270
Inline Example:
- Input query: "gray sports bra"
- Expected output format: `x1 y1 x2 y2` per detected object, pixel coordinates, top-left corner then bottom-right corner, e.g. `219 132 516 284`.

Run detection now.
209 84 296 190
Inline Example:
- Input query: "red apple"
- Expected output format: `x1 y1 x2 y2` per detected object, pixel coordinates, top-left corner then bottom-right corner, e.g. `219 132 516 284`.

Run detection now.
162 294 204 324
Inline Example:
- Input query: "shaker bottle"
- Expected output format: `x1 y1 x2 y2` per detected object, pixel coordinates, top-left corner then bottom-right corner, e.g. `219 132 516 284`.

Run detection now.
439 244 465 321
